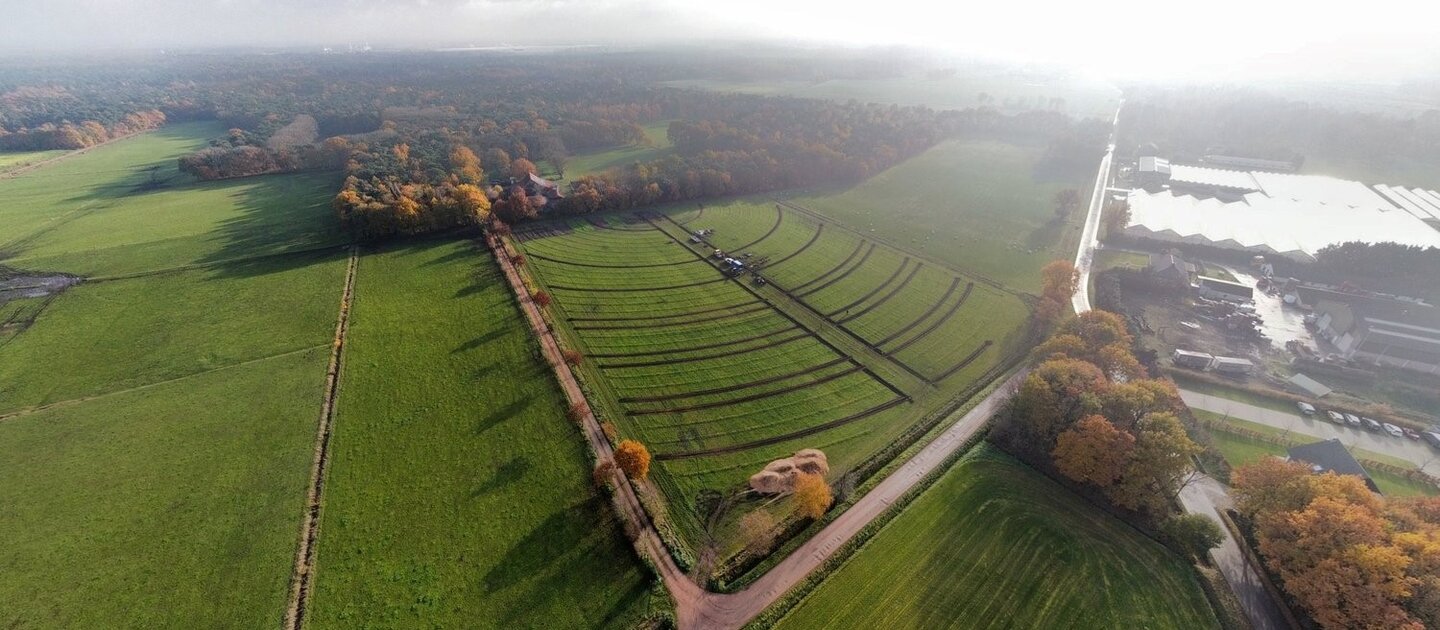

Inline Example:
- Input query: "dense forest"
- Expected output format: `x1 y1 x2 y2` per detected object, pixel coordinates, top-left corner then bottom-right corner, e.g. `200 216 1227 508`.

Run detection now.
0 52 1105 239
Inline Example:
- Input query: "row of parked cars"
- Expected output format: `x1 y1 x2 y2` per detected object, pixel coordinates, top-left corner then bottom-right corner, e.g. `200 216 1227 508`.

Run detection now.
1296 402 1440 449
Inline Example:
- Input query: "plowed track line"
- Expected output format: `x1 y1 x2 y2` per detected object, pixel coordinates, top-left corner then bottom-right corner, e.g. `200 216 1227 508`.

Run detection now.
762 223 823 269
885 281 973 355
573 304 771 330
568 299 763 322
652 396 909 460
284 245 358 630
731 205 785 251
934 341 994 382
528 252 700 269
598 330 810 369
797 244 875 297
790 239 865 292
830 260 918 320
626 364 866 416
875 279 968 347
836 262 923 324
619 357 853 403
550 276 726 292
588 325 799 359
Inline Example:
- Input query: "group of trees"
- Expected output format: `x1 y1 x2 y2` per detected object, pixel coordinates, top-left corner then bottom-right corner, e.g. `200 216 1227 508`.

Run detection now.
330 138 499 239
1034 260 1079 328
1233 458 1440 629
178 132 353 180
0 109 166 151
1311 242 1440 303
993 310 1204 520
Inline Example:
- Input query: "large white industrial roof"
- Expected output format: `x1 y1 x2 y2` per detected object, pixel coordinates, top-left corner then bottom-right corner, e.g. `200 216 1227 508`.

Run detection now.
1125 188 1440 259
1167 164 1260 191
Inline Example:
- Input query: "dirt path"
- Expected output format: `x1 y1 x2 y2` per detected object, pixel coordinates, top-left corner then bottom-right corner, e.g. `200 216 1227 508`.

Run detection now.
0 131 148 179
283 246 358 630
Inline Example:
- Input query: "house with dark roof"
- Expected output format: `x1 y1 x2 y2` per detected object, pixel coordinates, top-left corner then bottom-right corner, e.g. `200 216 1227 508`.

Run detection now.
1287 439 1380 494
523 172 565 210
1298 286 1440 375
1148 252 1195 286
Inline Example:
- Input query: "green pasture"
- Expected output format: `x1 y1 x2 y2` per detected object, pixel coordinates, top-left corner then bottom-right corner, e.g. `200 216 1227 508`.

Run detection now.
0 347 329 629
307 240 652 629
774 446 1220 630
0 149 66 172
561 120 676 178
785 140 1084 294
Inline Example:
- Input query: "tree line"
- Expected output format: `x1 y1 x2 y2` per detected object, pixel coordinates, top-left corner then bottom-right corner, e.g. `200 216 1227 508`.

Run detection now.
0 109 166 151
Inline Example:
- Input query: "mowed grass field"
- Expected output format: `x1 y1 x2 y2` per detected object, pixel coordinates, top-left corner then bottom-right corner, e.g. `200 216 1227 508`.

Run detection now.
0 123 351 626
560 120 675 179
0 148 66 172
774 447 1221 630
786 140 1084 294
306 240 652 628
516 201 1030 549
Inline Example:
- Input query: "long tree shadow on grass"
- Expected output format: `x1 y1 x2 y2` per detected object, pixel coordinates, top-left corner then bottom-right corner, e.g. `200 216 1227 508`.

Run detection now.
474 395 535 436
471 456 533 497
482 498 653 627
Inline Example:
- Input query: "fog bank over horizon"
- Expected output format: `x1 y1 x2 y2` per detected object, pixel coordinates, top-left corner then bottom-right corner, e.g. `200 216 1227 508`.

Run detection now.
3 0 1439 83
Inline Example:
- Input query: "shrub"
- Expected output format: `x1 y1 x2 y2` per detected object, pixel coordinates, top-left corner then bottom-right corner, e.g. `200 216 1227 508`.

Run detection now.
1160 513 1224 563
615 440 651 480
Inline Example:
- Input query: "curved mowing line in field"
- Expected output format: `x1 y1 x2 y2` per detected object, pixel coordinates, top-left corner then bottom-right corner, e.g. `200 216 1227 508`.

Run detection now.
834 262 924 325
823 257 912 316
584 215 655 232
568 299 764 322
652 396 909 460
761 223 824 269
677 206 703 225
796 243 876 297
587 325 800 358
885 281 976 354
789 239 866 291
626 364 866 416
873 278 967 346
731 204 785 251
528 252 701 269
598 330 811 368
550 276 727 292
935 340 995 382
572 304 772 330
619 357 854 403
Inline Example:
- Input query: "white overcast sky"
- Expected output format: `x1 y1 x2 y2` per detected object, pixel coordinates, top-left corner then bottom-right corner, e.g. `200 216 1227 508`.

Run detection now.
2 0 1438 81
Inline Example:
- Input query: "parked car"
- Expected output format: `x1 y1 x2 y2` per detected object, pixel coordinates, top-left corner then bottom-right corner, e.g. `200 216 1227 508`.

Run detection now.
1382 423 1405 438
1403 427 1422 441
1361 417 1382 432
1326 410 1346 425
1344 413 1363 428
1423 431 1440 451
1296 402 1317 416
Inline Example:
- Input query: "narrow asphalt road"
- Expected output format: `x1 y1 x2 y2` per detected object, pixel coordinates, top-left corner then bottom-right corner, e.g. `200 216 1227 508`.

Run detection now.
1178 475 1288 630
1180 389 1439 471
1071 101 1122 314
678 369 1029 630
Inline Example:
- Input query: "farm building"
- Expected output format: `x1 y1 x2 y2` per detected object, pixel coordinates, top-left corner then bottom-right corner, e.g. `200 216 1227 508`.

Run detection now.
1123 166 1440 261
1197 276 1254 303
1301 287 1440 375
1148 252 1194 286
1372 184 1440 223
1211 356 1255 375
1136 156 1171 187
523 173 565 208
1287 439 1380 494
1172 349 1214 370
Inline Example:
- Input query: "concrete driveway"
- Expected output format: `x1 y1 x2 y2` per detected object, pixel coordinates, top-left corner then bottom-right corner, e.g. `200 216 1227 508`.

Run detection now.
1179 475 1288 630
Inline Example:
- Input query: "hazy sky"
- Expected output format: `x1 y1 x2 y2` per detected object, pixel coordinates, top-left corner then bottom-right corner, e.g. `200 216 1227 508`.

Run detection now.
3 0 1437 81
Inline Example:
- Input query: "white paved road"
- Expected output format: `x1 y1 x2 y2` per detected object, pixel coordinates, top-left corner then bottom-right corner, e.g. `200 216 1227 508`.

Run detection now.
1071 101 1123 314
1180 389 1440 472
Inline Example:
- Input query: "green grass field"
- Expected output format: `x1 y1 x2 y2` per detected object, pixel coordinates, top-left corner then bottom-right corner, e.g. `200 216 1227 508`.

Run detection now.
0 123 356 626
0 148 67 172
783 140 1084 293
516 201 1030 561
561 120 675 179
306 240 653 628
774 446 1220 630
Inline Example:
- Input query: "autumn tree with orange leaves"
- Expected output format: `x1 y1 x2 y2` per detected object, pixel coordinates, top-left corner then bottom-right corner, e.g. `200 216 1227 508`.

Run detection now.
1233 458 1440 629
792 473 832 520
1034 260 1078 327
615 440 651 480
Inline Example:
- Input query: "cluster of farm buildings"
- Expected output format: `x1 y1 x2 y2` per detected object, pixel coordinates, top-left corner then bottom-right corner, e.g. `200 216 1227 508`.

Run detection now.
1122 156 1440 261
